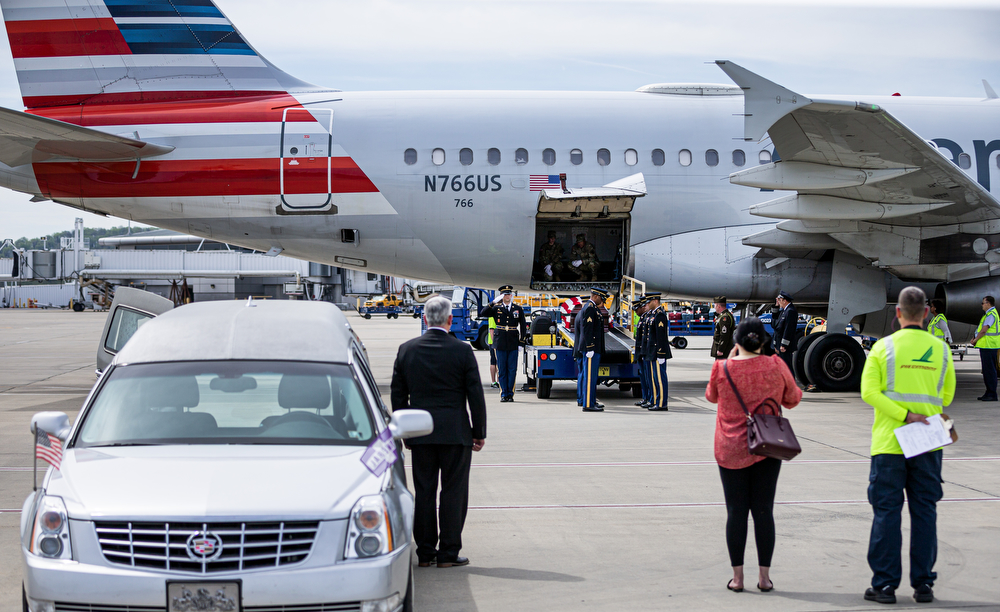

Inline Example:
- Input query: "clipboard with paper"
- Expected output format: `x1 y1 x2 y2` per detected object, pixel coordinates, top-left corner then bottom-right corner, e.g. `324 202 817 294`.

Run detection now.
893 413 958 459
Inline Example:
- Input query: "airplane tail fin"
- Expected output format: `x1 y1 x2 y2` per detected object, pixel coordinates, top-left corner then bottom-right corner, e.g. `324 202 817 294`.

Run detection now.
0 0 328 109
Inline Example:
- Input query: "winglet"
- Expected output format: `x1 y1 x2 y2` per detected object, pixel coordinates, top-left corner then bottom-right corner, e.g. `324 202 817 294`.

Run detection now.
715 60 812 142
983 79 998 100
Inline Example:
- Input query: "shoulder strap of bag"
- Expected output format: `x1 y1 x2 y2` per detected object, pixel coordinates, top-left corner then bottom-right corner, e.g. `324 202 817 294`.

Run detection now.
723 360 783 419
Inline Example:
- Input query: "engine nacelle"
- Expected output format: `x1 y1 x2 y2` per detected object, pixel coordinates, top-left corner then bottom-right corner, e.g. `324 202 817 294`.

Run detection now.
859 304 977 343
935 278 1000 326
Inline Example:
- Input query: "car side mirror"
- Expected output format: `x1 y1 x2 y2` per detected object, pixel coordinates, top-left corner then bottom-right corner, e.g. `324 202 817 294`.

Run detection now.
388 409 433 440
31 412 71 441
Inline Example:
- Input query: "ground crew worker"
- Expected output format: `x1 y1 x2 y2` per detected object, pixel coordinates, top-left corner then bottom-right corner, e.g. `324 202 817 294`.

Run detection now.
712 296 736 359
860 286 955 605
772 291 799 372
487 314 499 389
479 285 527 402
574 287 608 412
927 300 952 345
632 297 648 407
538 231 564 281
970 295 1000 401
568 234 599 281
644 292 671 411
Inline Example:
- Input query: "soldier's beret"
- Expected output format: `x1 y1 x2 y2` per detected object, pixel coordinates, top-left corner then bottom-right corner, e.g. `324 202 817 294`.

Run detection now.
499 284 513 294
590 287 610 299
547 230 557 239
777 290 793 301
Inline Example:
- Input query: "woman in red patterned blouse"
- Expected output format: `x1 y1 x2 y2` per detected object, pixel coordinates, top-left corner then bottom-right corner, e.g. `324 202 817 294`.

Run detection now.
705 316 802 593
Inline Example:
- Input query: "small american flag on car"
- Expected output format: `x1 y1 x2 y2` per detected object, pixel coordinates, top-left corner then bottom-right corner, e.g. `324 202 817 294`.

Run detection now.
35 428 63 470
529 175 561 191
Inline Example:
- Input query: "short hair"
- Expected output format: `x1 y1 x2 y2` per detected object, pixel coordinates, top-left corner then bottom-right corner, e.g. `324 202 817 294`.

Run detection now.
424 296 451 328
897 286 927 320
930 299 945 313
986 295 996 307
734 316 766 352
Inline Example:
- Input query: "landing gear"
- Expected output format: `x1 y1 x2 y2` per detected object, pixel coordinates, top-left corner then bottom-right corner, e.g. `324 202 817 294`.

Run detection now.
802 333 866 392
793 332 825 386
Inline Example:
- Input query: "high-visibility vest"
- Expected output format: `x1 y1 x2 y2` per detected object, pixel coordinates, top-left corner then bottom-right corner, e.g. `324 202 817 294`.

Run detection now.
978 307 1000 349
881 332 950 408
929 313 947 340
487 317 496 346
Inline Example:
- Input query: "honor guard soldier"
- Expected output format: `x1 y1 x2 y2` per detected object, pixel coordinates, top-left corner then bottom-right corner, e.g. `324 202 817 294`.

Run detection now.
479 285 527 402
538 231 564 281
569 234 600 282
632 297 648 407
772 290 799 373
712 297 736 359
639 296 656 408
928 300 952 345
643 292 671 410
575 287 608 411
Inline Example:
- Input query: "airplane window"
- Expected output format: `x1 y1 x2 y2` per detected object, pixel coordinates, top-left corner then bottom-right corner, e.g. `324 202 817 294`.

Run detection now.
488 148 501 165
733 150 746 166
597 149 611 166
515 148 528 165
571 149 583 165
460 148 473 166
543 148 556 166
959 153 972 169
759 150 771 164
705 149 719 167
624 149 638 166
652 149 665 166
404 148 417 165
679 149 692 167
432 148 445 165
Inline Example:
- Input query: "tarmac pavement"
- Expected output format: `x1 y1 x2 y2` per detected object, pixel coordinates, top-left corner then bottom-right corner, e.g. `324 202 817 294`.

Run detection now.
1 309 998 612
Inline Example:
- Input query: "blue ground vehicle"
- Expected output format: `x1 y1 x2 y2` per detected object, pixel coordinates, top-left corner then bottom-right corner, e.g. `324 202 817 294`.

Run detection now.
416 287 493 348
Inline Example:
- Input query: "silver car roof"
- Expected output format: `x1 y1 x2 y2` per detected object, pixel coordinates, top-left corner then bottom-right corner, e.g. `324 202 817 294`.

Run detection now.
114 300 356 365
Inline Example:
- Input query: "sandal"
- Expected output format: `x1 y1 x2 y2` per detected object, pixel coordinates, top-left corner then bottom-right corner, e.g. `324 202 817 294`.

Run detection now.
727 580 744 593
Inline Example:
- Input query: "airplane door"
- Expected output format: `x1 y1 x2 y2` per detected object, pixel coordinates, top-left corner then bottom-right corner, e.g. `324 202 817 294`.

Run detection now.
280 108 333 210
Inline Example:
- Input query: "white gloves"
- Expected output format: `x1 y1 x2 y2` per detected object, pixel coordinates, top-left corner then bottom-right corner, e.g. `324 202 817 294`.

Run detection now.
657 358 665 365
586 351 594 358
572 260 583 267
493 294 503 303
544 264 552 276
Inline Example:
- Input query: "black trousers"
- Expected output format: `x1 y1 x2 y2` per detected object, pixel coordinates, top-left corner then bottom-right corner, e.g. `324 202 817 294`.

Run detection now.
718 457 782 567
410 444 473 562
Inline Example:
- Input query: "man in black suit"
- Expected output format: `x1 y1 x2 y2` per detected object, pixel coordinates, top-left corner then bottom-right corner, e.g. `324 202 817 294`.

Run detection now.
771 290 799 373
391 296 487 568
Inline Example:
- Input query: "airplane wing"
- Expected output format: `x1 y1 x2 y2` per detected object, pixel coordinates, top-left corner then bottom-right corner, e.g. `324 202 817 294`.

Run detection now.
716 60 1000 281
0 106 174 167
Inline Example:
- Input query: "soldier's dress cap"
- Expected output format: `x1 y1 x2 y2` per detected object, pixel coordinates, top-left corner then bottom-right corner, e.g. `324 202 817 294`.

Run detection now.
777 290 793 301
631 298 644 308
644 292 662 300
590 287 610 299
498 284 514 294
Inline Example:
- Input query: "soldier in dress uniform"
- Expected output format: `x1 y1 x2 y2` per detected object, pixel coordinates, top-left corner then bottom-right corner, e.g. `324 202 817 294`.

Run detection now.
538 231 564 281
771 290 799 373
643 292 672 411
479 285 527 402
568 234 600 281
632 297 648 407
712 296 736 359
574 287 608 412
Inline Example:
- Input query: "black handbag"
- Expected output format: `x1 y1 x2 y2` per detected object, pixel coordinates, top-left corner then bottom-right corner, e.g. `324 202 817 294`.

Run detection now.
723 361 802 461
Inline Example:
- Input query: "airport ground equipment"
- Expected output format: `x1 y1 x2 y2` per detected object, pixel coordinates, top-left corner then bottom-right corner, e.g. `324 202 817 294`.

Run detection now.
357 294 405 319
417 287 495 346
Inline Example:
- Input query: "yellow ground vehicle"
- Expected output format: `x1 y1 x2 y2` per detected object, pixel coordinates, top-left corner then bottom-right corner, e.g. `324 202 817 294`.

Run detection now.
357 294 404 319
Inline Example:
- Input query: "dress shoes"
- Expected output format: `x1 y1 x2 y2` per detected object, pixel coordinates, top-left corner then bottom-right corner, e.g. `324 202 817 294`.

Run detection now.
981 395 998 402
864 586 896 604
437 556 469 568
582 406 604 412
648 405 668 411
913 584 934 603
639 401 652 408
634 400 646 406
594 401 605 408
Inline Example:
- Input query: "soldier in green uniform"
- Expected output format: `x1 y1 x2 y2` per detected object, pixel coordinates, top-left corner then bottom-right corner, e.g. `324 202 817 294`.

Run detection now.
568 233 599 281
711 296 736 359
538 231 564 281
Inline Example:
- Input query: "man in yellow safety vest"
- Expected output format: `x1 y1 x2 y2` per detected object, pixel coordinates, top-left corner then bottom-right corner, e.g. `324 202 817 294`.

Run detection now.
860 286 955 605
971 295 1000 401
927 300 952 345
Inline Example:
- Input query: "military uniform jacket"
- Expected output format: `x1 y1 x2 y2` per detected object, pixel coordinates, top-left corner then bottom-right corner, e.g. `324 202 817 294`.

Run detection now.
712 310 735 358
571 242 599 265
538 242 564 266
634 311 645 360
480 301 527 352
644 306 672 360
573 300 605 358
772 304 799 352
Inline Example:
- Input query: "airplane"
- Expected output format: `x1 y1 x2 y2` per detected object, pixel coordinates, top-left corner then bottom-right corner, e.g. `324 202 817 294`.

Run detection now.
0 0 997 392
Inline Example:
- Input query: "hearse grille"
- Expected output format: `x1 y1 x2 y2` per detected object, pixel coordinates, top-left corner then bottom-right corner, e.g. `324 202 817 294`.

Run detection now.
94 520 320 573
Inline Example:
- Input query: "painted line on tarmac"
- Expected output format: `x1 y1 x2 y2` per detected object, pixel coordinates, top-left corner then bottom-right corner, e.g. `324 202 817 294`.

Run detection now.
468 497 999 510
472 457 1000 468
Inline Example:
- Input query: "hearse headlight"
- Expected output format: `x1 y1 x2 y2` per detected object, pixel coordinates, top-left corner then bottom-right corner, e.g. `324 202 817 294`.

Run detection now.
345 495 394 559
30 496 72 560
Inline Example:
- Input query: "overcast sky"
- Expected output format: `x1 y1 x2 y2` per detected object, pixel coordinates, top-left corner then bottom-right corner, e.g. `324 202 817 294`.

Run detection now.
1 0 998 239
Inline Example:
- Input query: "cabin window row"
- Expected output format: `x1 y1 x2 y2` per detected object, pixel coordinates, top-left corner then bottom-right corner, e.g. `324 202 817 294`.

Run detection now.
406 148 771 168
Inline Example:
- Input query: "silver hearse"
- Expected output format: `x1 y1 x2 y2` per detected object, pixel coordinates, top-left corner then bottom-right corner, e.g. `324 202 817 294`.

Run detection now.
22 299 431 612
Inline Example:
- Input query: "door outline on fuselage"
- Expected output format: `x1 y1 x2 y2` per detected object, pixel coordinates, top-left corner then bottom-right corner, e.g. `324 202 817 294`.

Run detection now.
280 108 334 211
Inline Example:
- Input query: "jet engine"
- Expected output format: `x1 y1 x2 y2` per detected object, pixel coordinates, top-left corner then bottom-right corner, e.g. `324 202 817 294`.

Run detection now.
935 278 1000 326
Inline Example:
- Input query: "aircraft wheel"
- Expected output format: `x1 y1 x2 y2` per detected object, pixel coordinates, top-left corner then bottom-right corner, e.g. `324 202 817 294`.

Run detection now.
793 331 825 386
536 378 552 399
803 333 866 392
72 302 85 312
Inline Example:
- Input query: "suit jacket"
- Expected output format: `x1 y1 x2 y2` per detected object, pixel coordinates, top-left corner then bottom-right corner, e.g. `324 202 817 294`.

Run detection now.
390 329 487 445
772 304 799 352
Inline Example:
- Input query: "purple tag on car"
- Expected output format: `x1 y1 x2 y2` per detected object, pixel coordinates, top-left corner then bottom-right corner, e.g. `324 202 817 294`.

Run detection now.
361 428 397 476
